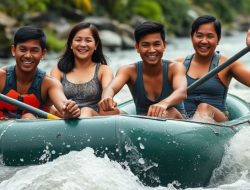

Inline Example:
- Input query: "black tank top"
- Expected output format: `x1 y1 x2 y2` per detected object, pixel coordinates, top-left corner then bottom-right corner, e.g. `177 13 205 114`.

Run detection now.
129 60 185 115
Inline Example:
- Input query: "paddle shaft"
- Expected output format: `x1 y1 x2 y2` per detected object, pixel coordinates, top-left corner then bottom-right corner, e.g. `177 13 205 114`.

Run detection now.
0 94 59 119
187 46 250 92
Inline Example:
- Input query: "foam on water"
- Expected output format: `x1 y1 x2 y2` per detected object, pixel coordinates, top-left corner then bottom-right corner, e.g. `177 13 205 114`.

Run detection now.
1 130 250 190
184 128 250 190
0 148 178 190
209 127 250 188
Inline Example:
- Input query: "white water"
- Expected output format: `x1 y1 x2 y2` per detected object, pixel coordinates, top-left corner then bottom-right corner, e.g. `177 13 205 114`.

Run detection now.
1 32 250 190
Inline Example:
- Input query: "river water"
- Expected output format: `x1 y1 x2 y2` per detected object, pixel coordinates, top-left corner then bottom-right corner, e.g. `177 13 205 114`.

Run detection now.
0 33 250 190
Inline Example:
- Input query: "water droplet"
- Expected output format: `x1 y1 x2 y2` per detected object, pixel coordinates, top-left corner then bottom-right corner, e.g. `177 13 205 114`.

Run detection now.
139 143 145 149
138 158 145 165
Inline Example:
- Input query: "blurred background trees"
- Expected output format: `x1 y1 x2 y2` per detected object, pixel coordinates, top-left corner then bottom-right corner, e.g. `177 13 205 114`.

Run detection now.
0 0 250 56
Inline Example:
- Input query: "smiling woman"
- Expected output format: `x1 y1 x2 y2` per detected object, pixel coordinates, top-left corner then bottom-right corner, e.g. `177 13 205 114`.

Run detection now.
50 22 119 117
175 15 250 122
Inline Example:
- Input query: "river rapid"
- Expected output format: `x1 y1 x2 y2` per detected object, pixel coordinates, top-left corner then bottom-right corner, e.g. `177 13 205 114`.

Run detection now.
0 33 250 190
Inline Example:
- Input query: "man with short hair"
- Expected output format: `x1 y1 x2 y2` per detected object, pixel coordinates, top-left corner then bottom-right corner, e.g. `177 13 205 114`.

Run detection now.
99 21 187 119
0 26 80 119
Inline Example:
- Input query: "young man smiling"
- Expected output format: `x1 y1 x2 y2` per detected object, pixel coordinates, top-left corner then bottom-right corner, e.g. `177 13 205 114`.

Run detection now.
99 21 187 119
0 26 80 119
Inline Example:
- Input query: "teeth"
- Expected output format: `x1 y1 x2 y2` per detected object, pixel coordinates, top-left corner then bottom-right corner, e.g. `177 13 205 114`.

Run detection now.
22 61 32 64
199 46 209 51
78 49 87 53
148 55 157 60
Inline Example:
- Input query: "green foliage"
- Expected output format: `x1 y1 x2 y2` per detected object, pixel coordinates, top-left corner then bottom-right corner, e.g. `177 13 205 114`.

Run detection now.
0 0 250 52
227 0 250 15
191 0 235 24
156 0 192 35
45 30 66 53
0 0 49 19
132 1 164 23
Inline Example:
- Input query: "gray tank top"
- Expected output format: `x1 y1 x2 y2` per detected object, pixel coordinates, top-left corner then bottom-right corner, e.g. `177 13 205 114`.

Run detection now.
183 52 228 116
61 63 102 111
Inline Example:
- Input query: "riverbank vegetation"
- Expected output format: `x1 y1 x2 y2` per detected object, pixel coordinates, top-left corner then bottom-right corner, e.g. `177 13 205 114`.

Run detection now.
0 0 250 56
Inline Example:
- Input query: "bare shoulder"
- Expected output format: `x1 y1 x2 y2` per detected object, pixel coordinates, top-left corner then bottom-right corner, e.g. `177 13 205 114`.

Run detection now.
99 64 112 73
168 60 185 70
0 68 6 80
174 57 185 63
117 63 136 75
43 74 63 89
0 69 6 92
0 66 7 70
219 54 241 71
218 54 228 63
50 65 62 80
0 68 6 75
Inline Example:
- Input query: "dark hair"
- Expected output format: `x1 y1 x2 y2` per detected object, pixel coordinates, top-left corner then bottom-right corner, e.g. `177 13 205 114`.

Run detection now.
134 21 166 43
58 22 107 73
14 26 46 49
191 15 221 40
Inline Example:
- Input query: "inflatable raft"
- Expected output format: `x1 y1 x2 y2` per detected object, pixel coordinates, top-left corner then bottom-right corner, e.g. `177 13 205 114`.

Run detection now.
0 94 250 188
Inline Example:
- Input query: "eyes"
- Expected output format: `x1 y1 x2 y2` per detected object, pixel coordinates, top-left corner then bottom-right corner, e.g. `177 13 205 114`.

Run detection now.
140 41 163 48
18 46 42 54
73 37 95 44
194 33 216 40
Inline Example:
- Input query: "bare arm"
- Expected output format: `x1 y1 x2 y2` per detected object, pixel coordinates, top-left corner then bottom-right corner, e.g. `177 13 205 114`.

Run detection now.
166 61 187 106
46 77 80 118
229 60 250 87
50 65 62 81
0 69 6 93
222 31 250 87
246 29 250 46
99 65 133 111
174 57 185 63
99 65 114 89
147 61 187 117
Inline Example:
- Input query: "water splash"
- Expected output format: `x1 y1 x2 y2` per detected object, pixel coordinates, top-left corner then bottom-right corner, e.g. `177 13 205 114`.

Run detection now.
0 148 171 190
209 127 250 187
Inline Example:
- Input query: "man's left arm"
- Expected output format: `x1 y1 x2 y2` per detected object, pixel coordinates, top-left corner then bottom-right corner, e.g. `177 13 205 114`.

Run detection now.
163 61 187 108
46 77 80 118
246 29 250 46
147 61 187 117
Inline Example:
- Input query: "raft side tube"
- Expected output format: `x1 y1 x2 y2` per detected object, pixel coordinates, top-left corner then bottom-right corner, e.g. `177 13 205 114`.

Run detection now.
1 117 118 166
115 116 235 187
0 93 250 188
226 94 250 120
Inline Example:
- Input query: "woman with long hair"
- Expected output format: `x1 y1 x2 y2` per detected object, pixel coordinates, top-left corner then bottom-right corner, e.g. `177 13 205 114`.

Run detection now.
51 22 118 117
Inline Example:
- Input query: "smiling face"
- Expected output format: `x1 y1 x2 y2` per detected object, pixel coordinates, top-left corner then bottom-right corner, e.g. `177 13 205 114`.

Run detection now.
191 22 219 58
11 39 46 73
71 28 97 62
135 32 166 66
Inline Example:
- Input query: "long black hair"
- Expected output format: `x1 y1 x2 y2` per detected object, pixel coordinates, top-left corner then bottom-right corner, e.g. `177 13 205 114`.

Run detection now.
58 22 107 73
